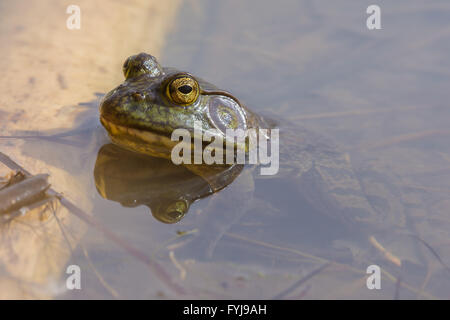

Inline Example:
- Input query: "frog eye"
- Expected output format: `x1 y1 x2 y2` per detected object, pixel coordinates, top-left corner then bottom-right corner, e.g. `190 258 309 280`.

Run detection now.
166 76 199 105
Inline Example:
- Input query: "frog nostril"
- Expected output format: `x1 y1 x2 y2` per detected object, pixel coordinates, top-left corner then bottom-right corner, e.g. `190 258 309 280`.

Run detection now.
131 92 145 101
178 85 192 94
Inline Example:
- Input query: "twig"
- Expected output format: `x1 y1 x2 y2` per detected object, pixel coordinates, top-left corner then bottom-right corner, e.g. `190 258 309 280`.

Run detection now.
0 196 57 224
410 235 450 274
272 262 331 299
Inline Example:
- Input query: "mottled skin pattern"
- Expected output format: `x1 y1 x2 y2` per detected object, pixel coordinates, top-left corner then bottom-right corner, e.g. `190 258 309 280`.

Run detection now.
100 53 405 232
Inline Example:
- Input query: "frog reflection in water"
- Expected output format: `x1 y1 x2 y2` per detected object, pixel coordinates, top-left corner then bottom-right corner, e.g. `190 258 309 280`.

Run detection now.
94 143 243 223
98 53 407 254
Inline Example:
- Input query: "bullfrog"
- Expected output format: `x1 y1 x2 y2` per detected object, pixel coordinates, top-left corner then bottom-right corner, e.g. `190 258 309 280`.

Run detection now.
99 53 408 254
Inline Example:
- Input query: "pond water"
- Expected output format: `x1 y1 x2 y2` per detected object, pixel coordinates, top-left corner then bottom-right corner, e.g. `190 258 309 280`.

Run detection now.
2 0 450 299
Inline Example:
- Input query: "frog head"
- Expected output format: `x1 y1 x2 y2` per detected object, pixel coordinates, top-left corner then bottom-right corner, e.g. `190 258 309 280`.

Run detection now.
99 53 259 161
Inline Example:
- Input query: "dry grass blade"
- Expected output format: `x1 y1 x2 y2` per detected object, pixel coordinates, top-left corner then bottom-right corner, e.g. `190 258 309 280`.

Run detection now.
411 235 450 274
369 236 402 267
0 174 50 214
0 196 57 224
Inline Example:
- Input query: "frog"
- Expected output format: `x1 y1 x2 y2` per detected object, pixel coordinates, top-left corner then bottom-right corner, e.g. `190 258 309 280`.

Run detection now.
99 52 410 260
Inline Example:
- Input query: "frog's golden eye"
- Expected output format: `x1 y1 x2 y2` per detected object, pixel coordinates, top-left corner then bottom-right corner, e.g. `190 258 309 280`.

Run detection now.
166 76 199 105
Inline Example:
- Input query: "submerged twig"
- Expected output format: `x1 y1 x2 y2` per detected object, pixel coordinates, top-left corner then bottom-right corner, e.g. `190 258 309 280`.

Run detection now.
272 262 331 299
410 235 450 274
0 134 82 148
0 174 50 213
0 171 26 190
0 195 57 224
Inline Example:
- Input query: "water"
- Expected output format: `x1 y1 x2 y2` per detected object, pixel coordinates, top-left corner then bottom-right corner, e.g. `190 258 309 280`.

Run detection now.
2 0 450 299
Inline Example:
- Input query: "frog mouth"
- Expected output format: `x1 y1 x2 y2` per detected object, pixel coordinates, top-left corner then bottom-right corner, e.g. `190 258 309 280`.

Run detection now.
100 115 180 159
100 114 249 164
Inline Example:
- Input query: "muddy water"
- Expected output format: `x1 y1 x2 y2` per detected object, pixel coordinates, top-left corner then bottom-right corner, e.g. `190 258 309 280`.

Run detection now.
1 0 450 299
